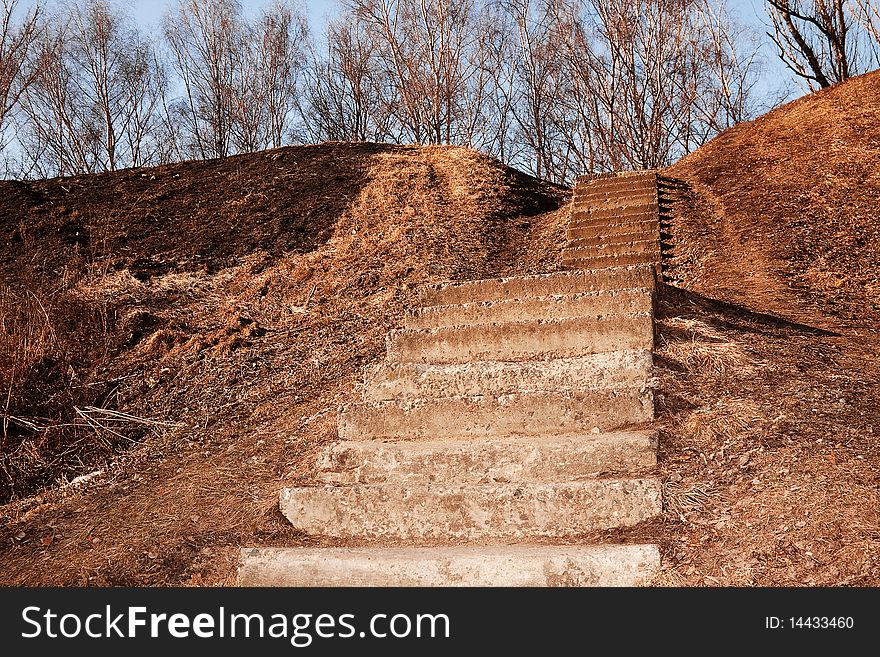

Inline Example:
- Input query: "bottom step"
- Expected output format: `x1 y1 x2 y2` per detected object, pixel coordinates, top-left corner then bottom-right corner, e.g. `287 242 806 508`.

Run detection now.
279 479 661 540
238 544 660 586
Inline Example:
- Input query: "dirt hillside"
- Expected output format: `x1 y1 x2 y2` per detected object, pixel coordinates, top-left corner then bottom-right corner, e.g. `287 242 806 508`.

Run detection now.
0 143 567 585
653 70 880 585
2 70 879 587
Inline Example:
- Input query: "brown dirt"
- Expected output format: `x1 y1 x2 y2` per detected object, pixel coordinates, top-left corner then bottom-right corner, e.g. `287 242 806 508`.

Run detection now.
0 143 567 585
649 69 880 586
2 70 879 588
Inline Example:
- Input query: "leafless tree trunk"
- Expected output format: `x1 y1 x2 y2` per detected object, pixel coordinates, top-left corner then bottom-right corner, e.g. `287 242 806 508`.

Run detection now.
17 0 165 176
229 1 308 152
498 0 568 180
766 0 862 89
164 0 240 159
852 0 880 62
302 11 392 142
0 0 42 155
698 1 763 129
258 2 308 149
344 0 490 146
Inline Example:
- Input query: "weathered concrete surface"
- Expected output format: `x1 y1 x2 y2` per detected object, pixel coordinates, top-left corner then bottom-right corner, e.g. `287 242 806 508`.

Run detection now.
568 232 659 249
418 266 656 306
338 388 653 440
563 241 659 261
386 313 654 364
573 194 656 209
572 199 657 213
573 187 655 201
562 252 657 270
404 288 652 329
362 349 652 400
571 207 657 226
317 431 658 485
237 169 665 588
573 181 656 197
566 220 659 241
279 478 662 540
238 544 661 586
576 170 657 185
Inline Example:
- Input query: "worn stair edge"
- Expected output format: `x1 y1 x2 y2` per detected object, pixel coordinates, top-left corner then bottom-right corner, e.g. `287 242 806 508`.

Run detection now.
338 388 654 440
572 192 657 207
570 208 657 226
573 179 657 194
362 349 653 401
317 430 658 485
576 170 657 184
567 232 660 249
562 241 659 260
573 183 656 198
404 288 652 329
238 544 661 587
279 478 662 540
572 196 657 210
569 216 658 232
562 253 658 270
566 221 660 241
386 313 654 364
417 265 657 307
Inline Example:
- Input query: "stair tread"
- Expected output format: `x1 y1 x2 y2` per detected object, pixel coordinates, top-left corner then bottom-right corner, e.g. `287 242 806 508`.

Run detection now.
238 544 661 586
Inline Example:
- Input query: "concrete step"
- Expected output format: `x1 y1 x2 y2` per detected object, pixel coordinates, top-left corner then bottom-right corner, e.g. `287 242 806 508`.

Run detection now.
576 173 656 187
404 288 652 329
386 313 653 364
572 200 656 215
571 206 656 226
238 544 661 586
575 180 655 194
566 221 659 241
317 431 658 485
279 478 662 540
363 349 652 401
418 266 656 307
338 388 653 440
573 191 656 207
574 177 657 196
567 232 659 248
562 241 659 261
562 252 658 270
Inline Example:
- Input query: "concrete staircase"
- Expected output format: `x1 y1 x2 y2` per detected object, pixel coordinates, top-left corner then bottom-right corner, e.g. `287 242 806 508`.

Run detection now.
239 170 666 586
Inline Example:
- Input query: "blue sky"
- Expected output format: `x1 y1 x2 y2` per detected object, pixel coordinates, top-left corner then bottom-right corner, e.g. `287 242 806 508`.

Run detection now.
116 0 795 99
15 0 796 105
26 1 770 40
125 0 340 30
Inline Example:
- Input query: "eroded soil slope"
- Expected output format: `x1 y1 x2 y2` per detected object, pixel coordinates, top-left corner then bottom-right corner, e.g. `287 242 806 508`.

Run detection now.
652 71 880 585
0 143 568 585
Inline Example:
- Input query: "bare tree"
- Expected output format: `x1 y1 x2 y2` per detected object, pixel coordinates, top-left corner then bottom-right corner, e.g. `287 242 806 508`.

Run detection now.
164 0 240 159
852 0 880 61
164 0 308 157
17 0 166 176
0 0 42 155
302 11 392 142
528 0 763 180
228 1 308 151
496 0 566 179
257 1 308 148
344 0 492 145
698 1 764 129
766 0 862 88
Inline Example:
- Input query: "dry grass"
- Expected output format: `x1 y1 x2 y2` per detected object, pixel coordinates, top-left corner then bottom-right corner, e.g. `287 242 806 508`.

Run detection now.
0 285 139 502
0 142 568 585
658 318 754 379
665 480 716 518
